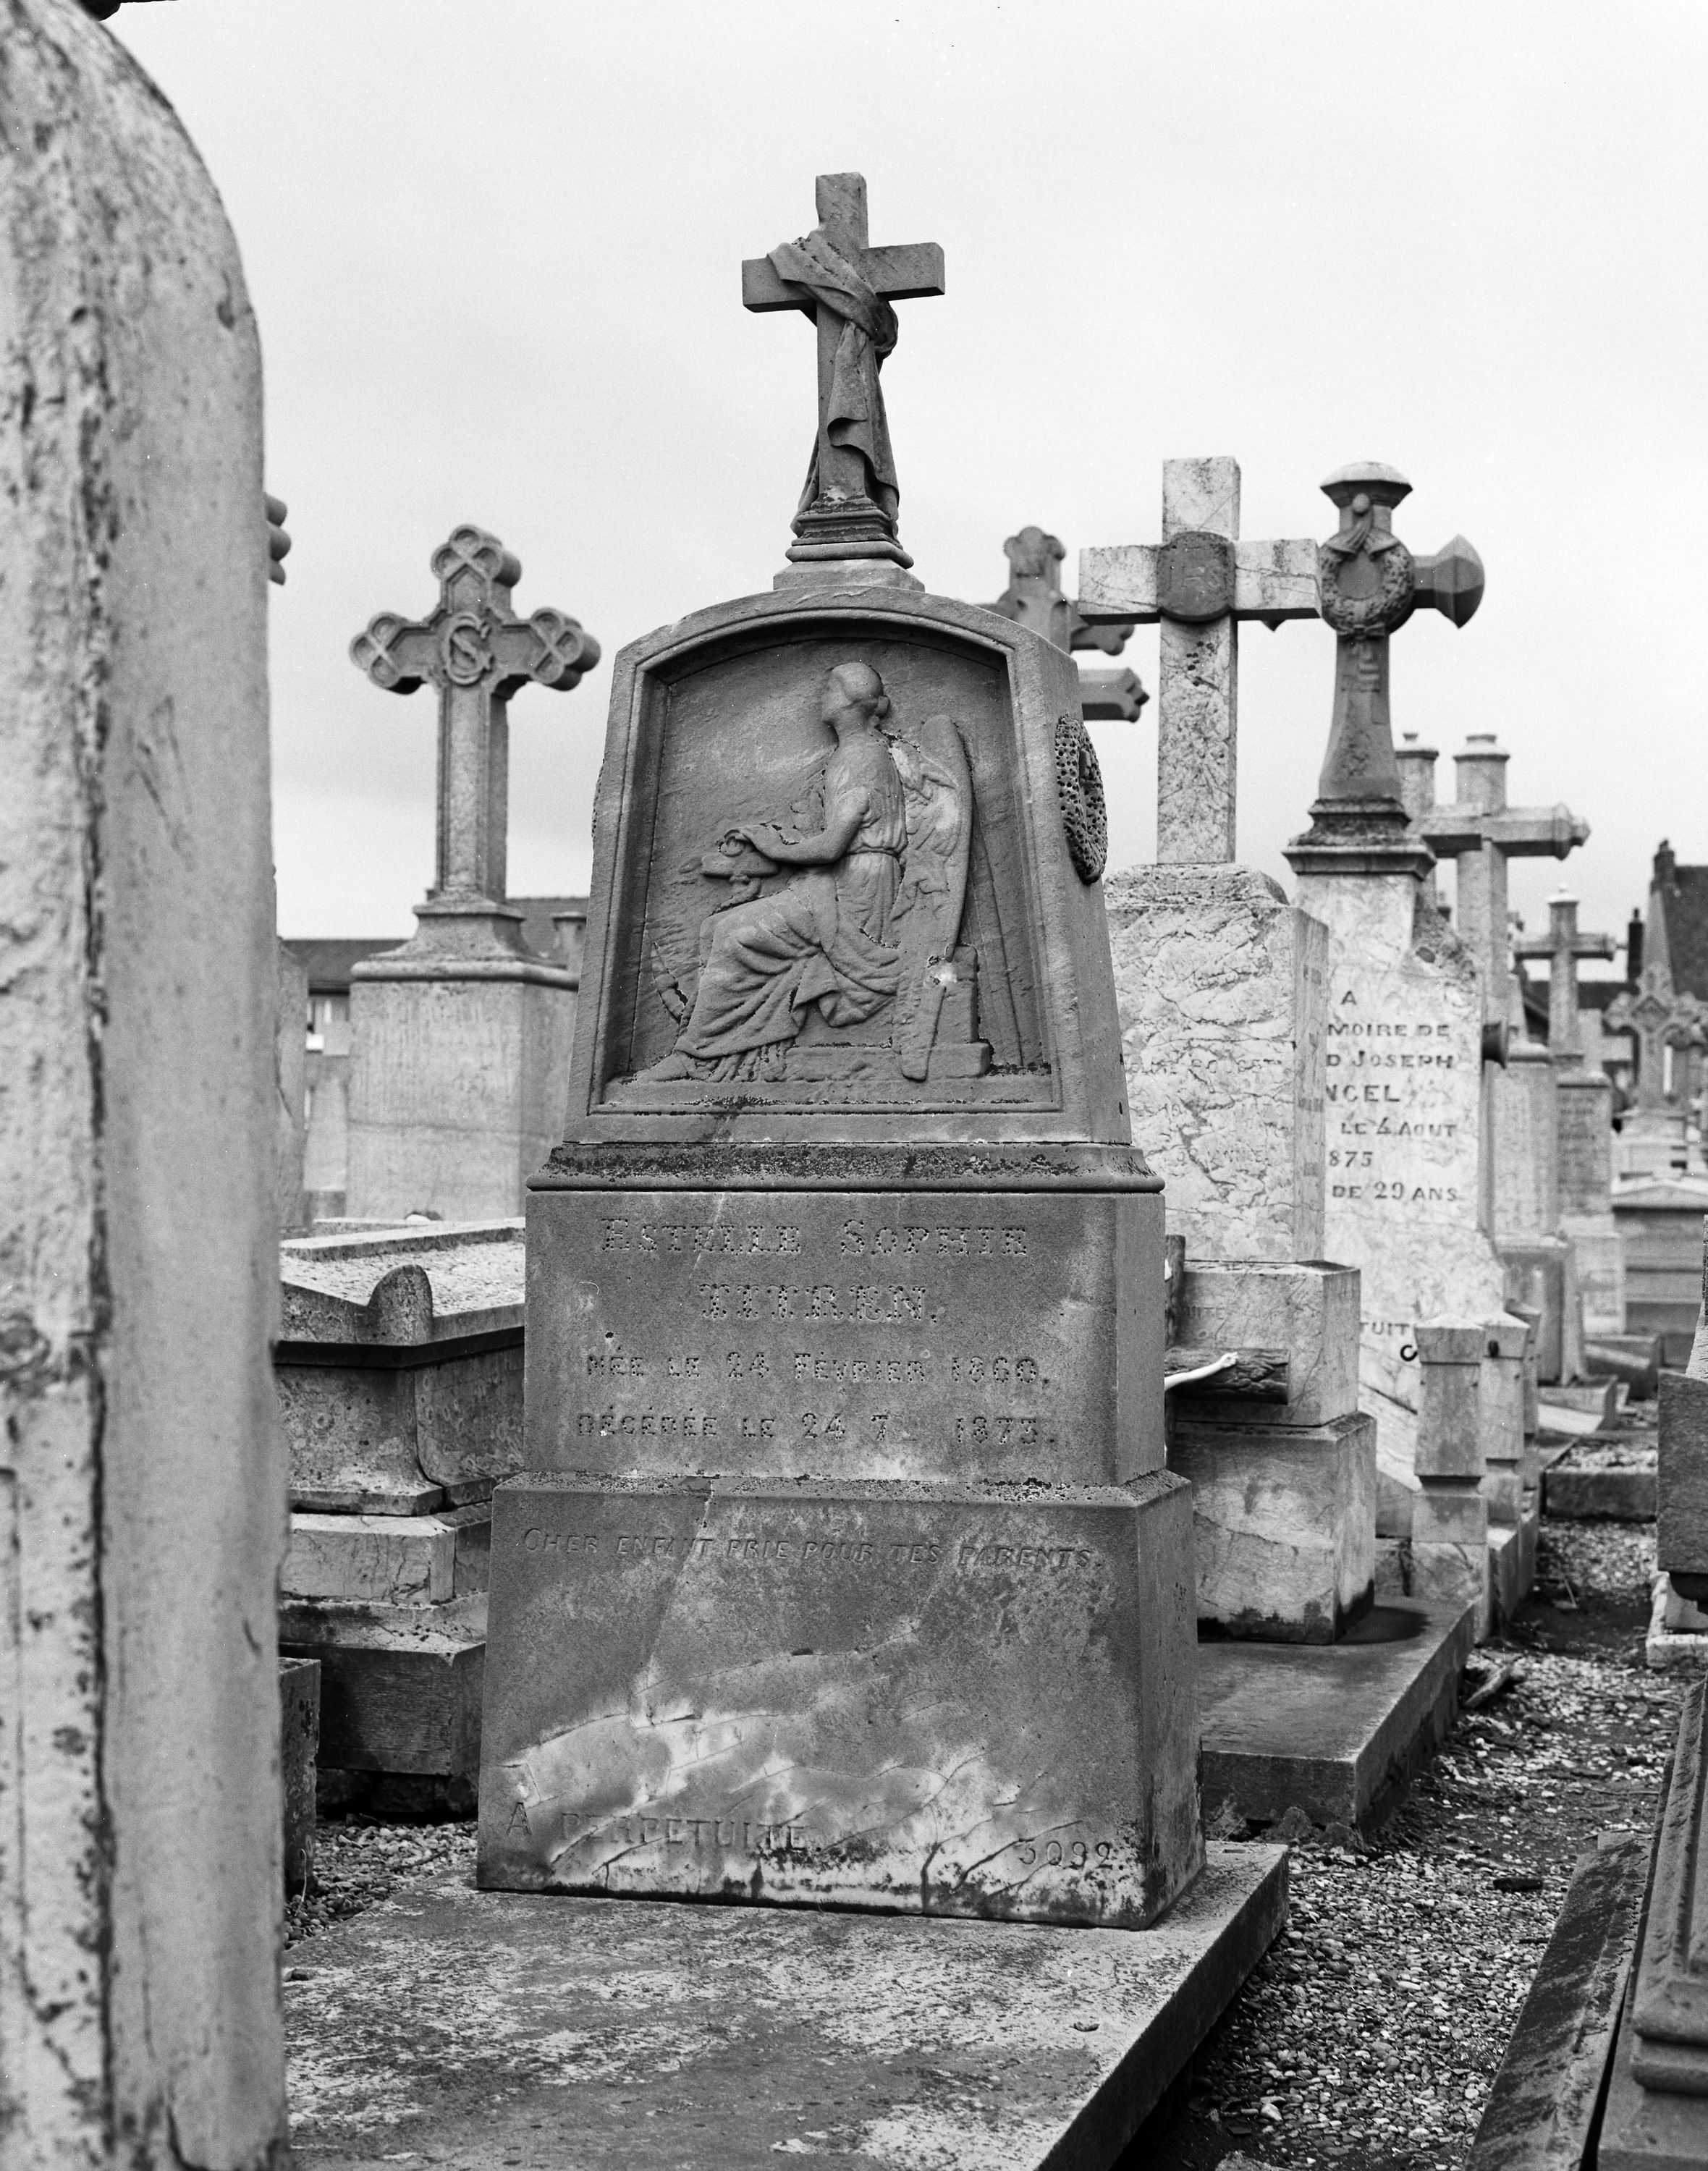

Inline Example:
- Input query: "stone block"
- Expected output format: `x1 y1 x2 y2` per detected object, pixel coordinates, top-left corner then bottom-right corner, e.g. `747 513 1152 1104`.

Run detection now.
1557 1067 1615 1217
280 1656 320 1896
523 1175 1164 1488
1415 1320 1485 1480
1568 1214 1626 1339
283 1843 1288 2170
282 1504 490 1605
282 1601 485 1779
1490 1047 1560 1241
1544 1465 1657 1521
1106 863 1327 1264
1172 1259 1360 1428
1481 1314 1529 1525
1497 1236 1569 1385
1659 1371 1708 1586
477 1471 1202 1928
346 971 578 1223
1646 1575 1708 1675
1466 1834 1648 2171
1170 1410 1375 1642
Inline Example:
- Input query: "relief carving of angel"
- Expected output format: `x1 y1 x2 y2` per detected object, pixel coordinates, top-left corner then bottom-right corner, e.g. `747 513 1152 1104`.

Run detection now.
636 662 974 1085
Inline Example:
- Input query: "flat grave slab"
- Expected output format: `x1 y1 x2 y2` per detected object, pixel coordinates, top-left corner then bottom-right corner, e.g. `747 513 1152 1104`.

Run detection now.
1197 1596 1477 1829
287 1842 1286 2171
477 1472 1200 1927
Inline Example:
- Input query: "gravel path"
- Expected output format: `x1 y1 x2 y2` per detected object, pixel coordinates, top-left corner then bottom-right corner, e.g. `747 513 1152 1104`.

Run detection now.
1143 1517 1680 2170
286 1518 1685 2171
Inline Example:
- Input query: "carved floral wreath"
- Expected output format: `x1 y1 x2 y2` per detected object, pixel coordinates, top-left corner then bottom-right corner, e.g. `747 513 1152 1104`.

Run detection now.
1317 536 1416 639
1054 713 1107 884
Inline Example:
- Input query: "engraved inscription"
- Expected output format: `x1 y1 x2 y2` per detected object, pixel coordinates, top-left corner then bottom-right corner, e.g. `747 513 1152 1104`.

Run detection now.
1324 993 1474 1206
515 1523 1102 1578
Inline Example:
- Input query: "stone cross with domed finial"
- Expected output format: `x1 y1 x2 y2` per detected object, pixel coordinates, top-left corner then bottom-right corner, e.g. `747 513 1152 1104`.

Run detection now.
350 525 599 909
1286 463 1483 875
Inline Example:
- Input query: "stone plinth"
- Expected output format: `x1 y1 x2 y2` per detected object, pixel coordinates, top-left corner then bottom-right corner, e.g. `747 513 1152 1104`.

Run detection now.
287 1846 1288 2171
479 1472 1199 1926
1107 864 1327 1264
347 922 577 1222
277 937 309 1232
1170 1413 1375 1642
1618 1108 1695 1184
1172 1260 1359 1428
1659 1369 1708 1601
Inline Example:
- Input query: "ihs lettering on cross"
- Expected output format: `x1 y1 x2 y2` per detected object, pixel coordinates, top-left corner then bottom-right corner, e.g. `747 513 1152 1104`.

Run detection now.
350 525 598 910
743 174 943 573
1076 458 1319 861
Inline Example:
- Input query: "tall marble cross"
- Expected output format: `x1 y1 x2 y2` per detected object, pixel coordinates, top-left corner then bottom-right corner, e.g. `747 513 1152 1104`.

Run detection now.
1515 890 1615 1061
350 525 599 907
743 174 943 569
1076 457 1319 861
1410 734 1588 1028
980 525 1149 720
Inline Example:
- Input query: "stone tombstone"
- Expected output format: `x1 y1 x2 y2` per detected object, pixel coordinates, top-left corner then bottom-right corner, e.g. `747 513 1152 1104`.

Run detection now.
1080 458 1330 1264
1 4 287 2158
345 526 599 1222
1610 852 1707 1183
1284 464 1506 1460
479 176 1200 1929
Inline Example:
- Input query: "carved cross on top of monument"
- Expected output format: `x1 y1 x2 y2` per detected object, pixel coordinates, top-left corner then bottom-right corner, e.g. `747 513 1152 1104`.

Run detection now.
743 174 943 575
1077 458 1319 863
350 524 599 915
1515 889 1616 1062
1286 463 1484 879
979 525 1150 721
1607 871 1706 1116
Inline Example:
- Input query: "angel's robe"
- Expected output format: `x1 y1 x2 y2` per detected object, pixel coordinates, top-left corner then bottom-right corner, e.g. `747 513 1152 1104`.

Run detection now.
675 732 906 1062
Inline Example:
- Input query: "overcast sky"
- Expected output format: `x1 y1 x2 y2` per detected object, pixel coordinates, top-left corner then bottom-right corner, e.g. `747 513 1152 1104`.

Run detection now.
122 3 1704 969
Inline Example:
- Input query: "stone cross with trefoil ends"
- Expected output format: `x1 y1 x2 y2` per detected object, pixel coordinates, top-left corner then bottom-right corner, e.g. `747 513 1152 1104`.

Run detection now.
743 174 943 573
1605 905 1706 1117
1401 732 1589 1040
1515 890 1615 1063
1075 457 1319 862
981 525 1150 721
350 525 599 914
1285 463 1483 878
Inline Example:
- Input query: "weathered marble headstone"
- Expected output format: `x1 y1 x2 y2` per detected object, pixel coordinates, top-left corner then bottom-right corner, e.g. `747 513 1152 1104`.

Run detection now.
1282 463 1515 1611
1 4 285 2154
1082 459 1329 1264
1406 731 1589 1379
479 177 1202 1927
345 527 599 1219
1518 890 1625 1335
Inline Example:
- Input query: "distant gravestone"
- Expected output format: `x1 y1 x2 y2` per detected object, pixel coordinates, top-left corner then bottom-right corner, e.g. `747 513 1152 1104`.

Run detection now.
478 175 1206 1929
345 526 599 1219
1407 731 1590 1379
1 3 285 2156
1082 459 1329 1265
978 524 1146 718
1518 890 1625 1335
276 937 309 1232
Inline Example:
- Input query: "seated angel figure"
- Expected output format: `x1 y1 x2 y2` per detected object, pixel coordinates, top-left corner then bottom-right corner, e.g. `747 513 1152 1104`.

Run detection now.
638 661 910 1083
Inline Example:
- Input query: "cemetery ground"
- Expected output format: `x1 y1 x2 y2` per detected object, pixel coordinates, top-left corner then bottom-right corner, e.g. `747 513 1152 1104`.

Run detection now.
279 1516 1677 2171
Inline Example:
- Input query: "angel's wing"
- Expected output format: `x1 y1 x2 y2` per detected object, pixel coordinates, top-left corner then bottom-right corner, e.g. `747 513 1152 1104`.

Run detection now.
886 714 974 1082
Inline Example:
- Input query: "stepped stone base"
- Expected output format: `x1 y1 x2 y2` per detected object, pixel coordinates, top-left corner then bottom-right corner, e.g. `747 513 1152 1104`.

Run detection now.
287 1845 1287 2171
1197 1597 1477 1830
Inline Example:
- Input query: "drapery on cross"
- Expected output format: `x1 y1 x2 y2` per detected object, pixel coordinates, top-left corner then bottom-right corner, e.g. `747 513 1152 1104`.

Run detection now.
743 174 943 570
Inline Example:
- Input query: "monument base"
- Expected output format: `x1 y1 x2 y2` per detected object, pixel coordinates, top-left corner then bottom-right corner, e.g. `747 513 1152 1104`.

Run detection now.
1196 1596 1478 1830
477 1472 1202 1928
286 1845 1287 2171
1171 1410 1376 1642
